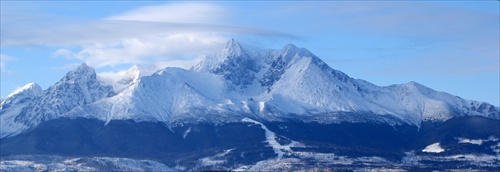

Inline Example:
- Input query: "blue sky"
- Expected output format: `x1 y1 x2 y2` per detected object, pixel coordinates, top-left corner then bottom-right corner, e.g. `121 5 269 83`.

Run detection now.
1 1 499 106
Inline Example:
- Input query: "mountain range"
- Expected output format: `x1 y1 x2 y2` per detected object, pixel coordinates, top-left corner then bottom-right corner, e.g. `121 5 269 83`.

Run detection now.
1 39 499 171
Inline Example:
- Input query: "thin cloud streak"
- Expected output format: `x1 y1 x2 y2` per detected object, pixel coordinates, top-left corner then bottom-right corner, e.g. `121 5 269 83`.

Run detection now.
106 3 228 24
1 19 296 47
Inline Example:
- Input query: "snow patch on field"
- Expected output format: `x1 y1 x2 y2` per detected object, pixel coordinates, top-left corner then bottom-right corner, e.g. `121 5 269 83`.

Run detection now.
491 142 500 154
238 151 500 171
259 101 265 113
457 136 498 145
422 143 445 153
183 127 191 139
199 149 234 166
403 151 500 167
234 158 302 171
235 152 397 171
242 118 301 158
0 156 173 172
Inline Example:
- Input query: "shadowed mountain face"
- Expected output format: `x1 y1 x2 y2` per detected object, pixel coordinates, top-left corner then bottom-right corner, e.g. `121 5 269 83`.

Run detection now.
1 118 276 168
1 116 499 170
1 40 499 171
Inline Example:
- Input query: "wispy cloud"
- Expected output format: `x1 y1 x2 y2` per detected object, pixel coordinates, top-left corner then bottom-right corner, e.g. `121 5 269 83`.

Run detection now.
106 3 227 24
53 33 227 68
0 54 15 73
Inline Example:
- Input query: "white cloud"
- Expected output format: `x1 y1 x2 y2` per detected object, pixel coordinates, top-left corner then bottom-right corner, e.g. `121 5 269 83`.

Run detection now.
106 3 227 24
96 64 162 92
55 33 227 68
0 54 16 72
52 49 75 59
3 2 294 69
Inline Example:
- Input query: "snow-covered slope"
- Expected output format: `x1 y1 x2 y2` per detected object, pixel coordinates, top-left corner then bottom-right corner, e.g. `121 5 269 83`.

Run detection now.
1 82 42 110
65 67 238 125
0 155 175 171
0 83 43 138
0 64 114 138
1 39 499 138
191 40 499 125
365 81 499 123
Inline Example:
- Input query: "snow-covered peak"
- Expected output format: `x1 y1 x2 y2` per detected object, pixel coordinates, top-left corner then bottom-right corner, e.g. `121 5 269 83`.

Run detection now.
223 38 244 57
193 39 263 88
45 63 113 104
1 82 43 138
75 63 92 73
61 63 96 83
404 81 426 89
4 82 42 100
6 63 115 129
1 82 42 109
271 44 328 73
280 44 314 59
193 39 251 73
282 43 298 52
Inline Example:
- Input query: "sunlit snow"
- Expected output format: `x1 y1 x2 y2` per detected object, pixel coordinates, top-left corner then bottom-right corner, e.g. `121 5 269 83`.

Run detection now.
1 40 499 139
422 143 445 153
242 118 303 158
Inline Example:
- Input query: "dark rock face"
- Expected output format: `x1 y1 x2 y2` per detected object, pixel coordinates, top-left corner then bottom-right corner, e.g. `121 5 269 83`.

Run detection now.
213 53 260 88
260 56 287 87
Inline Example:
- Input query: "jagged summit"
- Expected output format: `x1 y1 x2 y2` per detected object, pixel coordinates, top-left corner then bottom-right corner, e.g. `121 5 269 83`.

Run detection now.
53 63 101 90
193 39 254 72
72 62 92 72
193 39 263 87
0 82 43 137
280 43 314 59
0 62 115 137
194 39 330 89
0 82 42 110
3 82 42 101
223 38 245 57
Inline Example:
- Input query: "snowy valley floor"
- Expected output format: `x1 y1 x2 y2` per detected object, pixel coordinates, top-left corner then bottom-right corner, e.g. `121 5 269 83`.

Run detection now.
1 152 499 171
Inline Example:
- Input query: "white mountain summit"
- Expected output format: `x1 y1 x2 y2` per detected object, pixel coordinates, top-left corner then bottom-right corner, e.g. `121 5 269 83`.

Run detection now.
1 64 114 138
1 39 498 138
